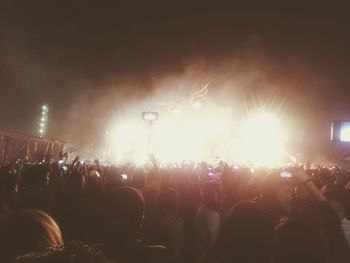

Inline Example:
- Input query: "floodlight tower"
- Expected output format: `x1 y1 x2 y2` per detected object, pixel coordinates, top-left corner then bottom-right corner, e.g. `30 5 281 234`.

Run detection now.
39 104 49 138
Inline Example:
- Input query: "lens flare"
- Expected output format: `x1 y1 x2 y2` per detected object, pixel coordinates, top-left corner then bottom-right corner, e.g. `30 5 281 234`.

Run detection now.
236 112 286 166
109 121 148 163
108 116 232 163
107 110 286 166
191 101 202 111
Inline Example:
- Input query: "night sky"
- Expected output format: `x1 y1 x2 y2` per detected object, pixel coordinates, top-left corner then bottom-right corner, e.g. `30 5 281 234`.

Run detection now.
1 1 350 155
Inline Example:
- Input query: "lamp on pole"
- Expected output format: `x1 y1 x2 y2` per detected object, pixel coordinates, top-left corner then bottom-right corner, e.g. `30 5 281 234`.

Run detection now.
39 104 49 138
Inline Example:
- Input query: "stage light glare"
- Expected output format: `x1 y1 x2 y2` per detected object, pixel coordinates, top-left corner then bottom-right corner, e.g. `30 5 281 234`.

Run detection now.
340 126 350 142
108 115 233 163
173 108 183 115
192 101 202 111
42 105 48 111
237 113 286 166
109 121 148 163
142 112 158 121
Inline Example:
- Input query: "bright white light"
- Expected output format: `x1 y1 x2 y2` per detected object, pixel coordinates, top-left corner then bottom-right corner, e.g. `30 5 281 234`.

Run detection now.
109 121 148 163
340 123 350 142
142 112 158 121
39 104 48 138
107 109 287 166
173 108 183 115
109 116 232 163
152 118 231 162
236 112 286 167
192 101 202 111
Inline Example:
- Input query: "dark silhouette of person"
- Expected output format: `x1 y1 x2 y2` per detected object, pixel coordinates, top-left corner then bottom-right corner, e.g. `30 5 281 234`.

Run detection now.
99 186 167 263
199 201 272 263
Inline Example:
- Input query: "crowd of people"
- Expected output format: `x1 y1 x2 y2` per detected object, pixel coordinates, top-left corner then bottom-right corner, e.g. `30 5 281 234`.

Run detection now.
1 154 350 263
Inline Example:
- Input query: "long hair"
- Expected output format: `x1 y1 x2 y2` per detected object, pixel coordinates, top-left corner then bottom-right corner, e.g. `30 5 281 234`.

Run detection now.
0 209 63 261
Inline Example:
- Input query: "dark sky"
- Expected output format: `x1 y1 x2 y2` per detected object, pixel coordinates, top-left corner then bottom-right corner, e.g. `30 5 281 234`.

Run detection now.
1 1 350 150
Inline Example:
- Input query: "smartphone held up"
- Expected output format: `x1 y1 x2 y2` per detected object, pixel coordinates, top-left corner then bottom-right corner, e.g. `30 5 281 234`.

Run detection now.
280 170 293 179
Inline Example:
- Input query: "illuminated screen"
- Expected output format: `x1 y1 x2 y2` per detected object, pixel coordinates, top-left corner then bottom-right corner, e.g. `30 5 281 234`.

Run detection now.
340 122 350 142
142 112 158 121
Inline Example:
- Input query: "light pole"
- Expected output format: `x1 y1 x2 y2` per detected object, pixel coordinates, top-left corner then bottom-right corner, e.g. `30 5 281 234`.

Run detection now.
39 104 49 138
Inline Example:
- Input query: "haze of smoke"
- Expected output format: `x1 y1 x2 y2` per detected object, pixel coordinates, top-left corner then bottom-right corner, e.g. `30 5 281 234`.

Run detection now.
61 56 305 159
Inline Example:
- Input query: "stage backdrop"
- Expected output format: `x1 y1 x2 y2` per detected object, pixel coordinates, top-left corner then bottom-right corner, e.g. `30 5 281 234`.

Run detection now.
0 132 65 162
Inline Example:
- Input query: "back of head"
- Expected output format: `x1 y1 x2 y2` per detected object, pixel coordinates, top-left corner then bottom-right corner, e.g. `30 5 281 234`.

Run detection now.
65 170 85 193
212 201 272 263
0 209 63 261
101 186 145 244
21 165 49 189
105 173 125 191
85 170 103 194
274 218 329 263
258 173 294 218
259 173 288 201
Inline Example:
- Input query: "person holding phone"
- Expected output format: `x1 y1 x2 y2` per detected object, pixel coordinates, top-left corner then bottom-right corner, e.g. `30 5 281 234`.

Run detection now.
274 169 350 263
258 172 295 224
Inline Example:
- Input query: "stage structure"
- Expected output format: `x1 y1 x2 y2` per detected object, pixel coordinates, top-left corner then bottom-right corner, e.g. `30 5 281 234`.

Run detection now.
0 132 65 162
105 83 289 166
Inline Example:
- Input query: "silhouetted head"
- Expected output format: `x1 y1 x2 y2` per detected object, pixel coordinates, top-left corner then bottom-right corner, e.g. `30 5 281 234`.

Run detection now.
85 170 103 194
259 173 294 214
105 173 125 191
212 201 272 263
65 170 85 193
101 187 145 244
21 165 49 189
